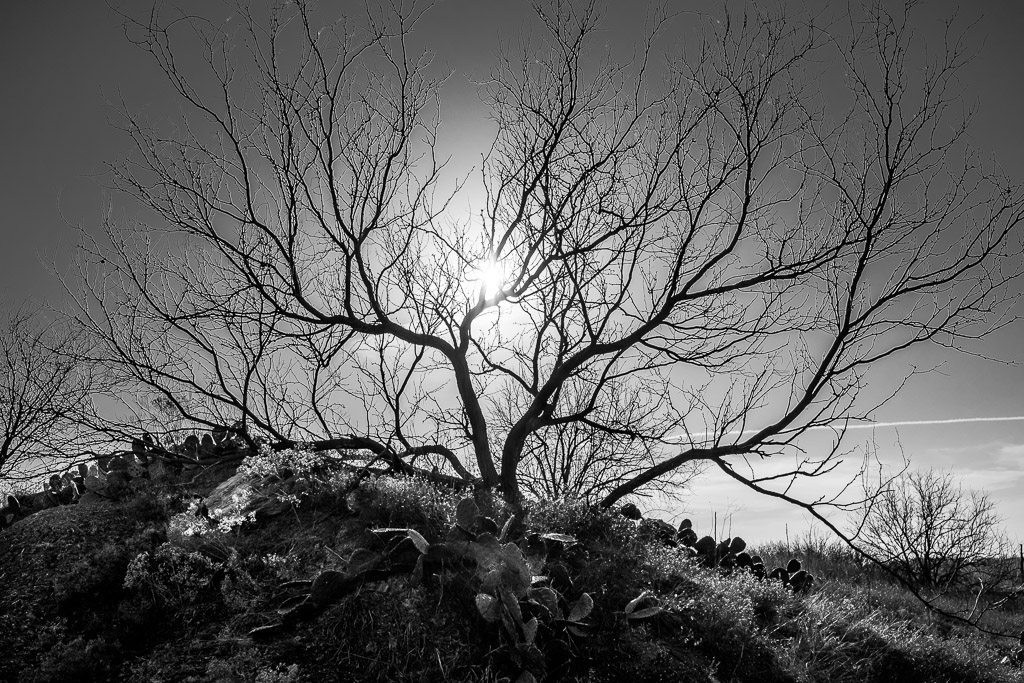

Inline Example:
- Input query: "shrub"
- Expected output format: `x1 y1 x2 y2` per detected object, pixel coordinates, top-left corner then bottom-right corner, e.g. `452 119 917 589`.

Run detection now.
348 474 460 539
239 444 344 481
527 497 634 547
124 543 221 612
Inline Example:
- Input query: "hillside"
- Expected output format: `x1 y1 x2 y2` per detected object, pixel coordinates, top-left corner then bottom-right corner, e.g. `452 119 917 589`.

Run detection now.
1 452 1023 683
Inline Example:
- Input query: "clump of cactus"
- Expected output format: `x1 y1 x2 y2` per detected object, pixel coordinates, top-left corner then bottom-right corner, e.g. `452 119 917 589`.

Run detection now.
130 423 248 468
84 456 134 499
1 425 250 529
671 518 750 570
680 523 814 593
618 505 815 593
254 495 594 682
1 494 21 528
0 469 87 526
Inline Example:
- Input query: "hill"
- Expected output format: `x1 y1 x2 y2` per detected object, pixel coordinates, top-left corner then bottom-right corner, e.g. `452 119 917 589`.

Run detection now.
1 452 1023 682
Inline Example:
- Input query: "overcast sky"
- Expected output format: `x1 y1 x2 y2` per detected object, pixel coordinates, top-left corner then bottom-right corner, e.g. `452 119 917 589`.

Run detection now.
2 0 1023 543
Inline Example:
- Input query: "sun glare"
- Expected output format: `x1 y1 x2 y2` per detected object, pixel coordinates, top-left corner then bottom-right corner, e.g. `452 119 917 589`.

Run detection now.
466 258 508 302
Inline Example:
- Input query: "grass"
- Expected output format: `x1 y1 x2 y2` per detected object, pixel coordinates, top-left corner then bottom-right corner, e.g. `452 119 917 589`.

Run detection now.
754 529 1024 639
2 462 1023 682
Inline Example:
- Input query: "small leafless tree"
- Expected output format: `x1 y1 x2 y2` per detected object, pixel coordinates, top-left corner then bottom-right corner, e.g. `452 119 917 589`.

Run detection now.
0 303 96 483
857 468 1014 591
495 379 705 502
67 1 1023 509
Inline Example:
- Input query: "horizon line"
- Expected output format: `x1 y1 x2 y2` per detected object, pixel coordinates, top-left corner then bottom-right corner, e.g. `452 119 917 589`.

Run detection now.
669 415 1024 440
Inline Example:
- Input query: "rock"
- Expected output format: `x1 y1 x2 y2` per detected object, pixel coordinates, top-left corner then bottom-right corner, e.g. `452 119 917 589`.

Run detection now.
204 471 256 515
247 493 290 518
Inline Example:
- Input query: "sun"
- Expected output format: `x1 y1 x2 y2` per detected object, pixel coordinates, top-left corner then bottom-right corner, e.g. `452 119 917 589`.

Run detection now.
466 258 508 302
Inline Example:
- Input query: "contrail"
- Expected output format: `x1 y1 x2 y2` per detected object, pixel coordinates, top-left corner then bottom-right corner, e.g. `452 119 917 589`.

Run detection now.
834 416 1024 430
670 415 1024 440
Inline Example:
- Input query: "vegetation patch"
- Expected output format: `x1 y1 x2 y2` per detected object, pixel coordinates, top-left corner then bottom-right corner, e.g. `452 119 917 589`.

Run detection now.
3 457 1021 682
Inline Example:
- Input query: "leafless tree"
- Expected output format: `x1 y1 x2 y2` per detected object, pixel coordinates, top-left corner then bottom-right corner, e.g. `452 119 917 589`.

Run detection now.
0 303 96 483
857 468 1014 591
67 0 1023 509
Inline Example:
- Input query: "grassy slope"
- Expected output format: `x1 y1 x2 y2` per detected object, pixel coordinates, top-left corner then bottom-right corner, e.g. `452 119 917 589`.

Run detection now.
0 464 1022 683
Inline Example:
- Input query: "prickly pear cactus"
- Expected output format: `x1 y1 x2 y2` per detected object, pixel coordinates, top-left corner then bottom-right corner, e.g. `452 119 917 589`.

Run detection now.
183 434 200 460
127 455 148 480
693 535 716 558
148 457 170 482
619 503 642 520
84 468 109 496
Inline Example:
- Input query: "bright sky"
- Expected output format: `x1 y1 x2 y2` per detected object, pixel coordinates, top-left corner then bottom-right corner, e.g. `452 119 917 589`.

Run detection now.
1 0 1023 543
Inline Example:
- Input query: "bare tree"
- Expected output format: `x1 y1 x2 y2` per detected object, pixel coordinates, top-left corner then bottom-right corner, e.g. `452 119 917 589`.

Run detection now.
0 303 95 483
67 0 1023 509
857 468 1013 591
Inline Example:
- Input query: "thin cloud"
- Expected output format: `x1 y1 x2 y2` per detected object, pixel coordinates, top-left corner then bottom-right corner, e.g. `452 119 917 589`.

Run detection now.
671 416 1024 440
999 443 1024 459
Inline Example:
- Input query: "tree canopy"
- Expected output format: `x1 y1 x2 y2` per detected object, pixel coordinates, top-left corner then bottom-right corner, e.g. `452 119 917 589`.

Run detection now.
64 0 1023 511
